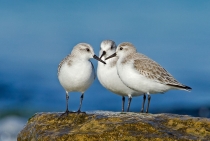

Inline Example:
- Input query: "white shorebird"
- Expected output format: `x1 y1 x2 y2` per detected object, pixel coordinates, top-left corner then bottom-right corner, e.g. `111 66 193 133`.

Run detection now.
106 42 191 113
97 40 144 112
58 43 106 114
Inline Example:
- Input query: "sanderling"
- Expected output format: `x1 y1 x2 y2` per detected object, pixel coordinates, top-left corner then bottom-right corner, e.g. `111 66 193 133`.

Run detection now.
97 40 144 112
106 42 191 113
58 43 106 114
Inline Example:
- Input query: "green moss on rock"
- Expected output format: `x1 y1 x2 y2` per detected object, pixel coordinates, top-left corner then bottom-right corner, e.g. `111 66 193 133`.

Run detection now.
17 111 210 141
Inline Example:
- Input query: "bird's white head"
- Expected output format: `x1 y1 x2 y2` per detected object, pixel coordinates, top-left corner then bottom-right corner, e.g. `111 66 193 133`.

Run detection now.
116 42 137 57
71 43 106 64
71 43 95 59
105 42 137 60
99 40 117 60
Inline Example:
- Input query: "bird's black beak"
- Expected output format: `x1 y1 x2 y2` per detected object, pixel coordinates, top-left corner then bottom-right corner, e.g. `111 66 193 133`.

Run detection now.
100 51 106 59
105 53 117 60
93 55 106 64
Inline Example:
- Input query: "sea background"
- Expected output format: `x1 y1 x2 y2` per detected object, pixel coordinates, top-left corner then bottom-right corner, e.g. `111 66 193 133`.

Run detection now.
0 1 210 140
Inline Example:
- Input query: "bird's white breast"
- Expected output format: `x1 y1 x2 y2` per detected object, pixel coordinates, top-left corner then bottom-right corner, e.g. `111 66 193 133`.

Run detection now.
97 58 141 97
58 59 94 93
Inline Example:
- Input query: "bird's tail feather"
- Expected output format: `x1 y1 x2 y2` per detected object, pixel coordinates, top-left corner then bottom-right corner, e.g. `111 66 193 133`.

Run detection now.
167 84 192 91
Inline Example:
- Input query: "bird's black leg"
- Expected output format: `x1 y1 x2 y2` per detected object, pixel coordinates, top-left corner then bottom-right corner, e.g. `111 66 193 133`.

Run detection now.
140 94 146 113
146 94 151 113
65 91 69 112
122 96 125 112
127 96 132 112
60 91 71 116
77 93 85 113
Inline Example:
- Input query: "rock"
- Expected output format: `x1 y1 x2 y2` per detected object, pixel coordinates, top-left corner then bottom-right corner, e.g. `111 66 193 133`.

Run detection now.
17 111 210 141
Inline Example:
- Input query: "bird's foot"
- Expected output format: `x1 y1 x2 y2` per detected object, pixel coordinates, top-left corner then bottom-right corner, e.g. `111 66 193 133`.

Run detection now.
60 110 74 117
76 109 86 114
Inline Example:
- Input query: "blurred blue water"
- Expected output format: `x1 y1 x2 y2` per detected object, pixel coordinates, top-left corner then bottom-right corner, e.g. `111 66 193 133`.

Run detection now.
0 1 210 122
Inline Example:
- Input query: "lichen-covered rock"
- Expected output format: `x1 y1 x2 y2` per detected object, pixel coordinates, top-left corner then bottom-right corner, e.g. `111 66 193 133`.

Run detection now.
17 111 210 141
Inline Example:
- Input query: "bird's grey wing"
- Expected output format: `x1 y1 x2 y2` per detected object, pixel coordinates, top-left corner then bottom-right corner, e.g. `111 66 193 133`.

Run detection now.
133 54 181 86
57 54 72 76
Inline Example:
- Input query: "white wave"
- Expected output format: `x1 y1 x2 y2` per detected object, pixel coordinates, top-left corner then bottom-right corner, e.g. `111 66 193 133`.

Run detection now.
0 116 27 141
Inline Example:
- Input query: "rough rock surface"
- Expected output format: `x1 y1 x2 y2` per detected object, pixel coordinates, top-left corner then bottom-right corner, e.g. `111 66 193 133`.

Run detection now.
17 111 210 141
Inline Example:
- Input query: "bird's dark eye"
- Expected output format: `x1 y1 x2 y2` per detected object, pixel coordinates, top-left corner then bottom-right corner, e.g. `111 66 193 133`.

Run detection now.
120 47 123 50
86 48 90 52
111 46 113 50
